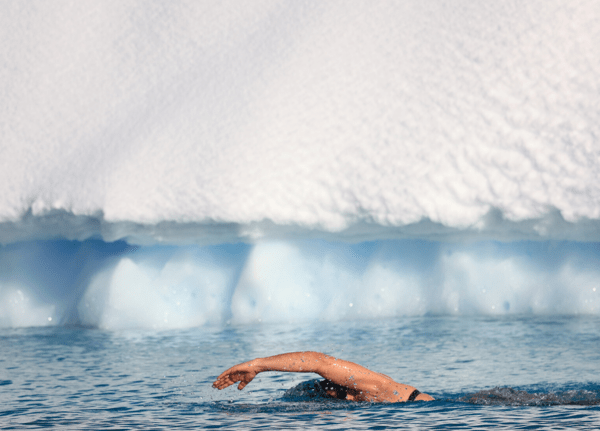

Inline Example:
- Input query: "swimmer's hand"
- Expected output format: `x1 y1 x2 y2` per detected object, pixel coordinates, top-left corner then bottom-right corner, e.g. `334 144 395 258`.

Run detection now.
213 361 259 390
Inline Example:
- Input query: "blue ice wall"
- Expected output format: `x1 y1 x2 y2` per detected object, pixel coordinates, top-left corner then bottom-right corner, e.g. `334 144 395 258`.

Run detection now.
1 239 598 329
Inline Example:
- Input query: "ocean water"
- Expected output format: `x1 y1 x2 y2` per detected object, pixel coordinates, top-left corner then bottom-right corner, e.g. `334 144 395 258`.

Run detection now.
2 316 599 429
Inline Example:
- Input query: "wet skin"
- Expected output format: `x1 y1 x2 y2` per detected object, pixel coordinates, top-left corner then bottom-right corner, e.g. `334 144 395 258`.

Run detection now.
213 351 434 402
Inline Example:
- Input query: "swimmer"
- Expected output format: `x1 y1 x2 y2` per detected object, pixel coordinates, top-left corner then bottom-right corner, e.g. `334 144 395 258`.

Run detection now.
213 351 434 402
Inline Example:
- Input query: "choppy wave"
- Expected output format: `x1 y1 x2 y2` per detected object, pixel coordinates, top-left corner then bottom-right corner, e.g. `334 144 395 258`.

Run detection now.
212 384 600 410
226 382 600 408
461 386 600 406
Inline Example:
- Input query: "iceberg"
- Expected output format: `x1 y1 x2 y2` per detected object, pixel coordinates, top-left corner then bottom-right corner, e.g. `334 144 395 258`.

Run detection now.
0 0 599 328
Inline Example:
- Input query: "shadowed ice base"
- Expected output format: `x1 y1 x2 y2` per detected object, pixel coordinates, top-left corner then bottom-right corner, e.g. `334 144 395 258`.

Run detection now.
2 238 600 329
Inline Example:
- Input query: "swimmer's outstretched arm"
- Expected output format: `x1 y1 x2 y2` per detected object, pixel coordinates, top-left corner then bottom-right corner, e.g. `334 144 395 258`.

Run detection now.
212 351 433 402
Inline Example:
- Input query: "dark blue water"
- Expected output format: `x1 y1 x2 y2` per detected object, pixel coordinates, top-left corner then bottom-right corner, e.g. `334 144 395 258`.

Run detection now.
2 316 599 429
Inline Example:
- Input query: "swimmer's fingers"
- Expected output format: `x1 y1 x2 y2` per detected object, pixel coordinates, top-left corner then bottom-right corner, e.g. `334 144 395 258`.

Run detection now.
211 374 234 390
237 377 251 390
212 365 257 391
212 371 254 390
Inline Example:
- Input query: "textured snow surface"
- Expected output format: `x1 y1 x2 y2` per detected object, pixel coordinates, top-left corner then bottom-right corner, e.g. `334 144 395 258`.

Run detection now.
1 0 599 244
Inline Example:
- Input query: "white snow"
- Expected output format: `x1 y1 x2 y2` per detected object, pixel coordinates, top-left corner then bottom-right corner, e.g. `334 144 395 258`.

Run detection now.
1 0 599 244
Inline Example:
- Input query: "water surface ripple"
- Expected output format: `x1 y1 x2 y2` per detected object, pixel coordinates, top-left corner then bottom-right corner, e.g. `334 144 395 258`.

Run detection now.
1 316 599 429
